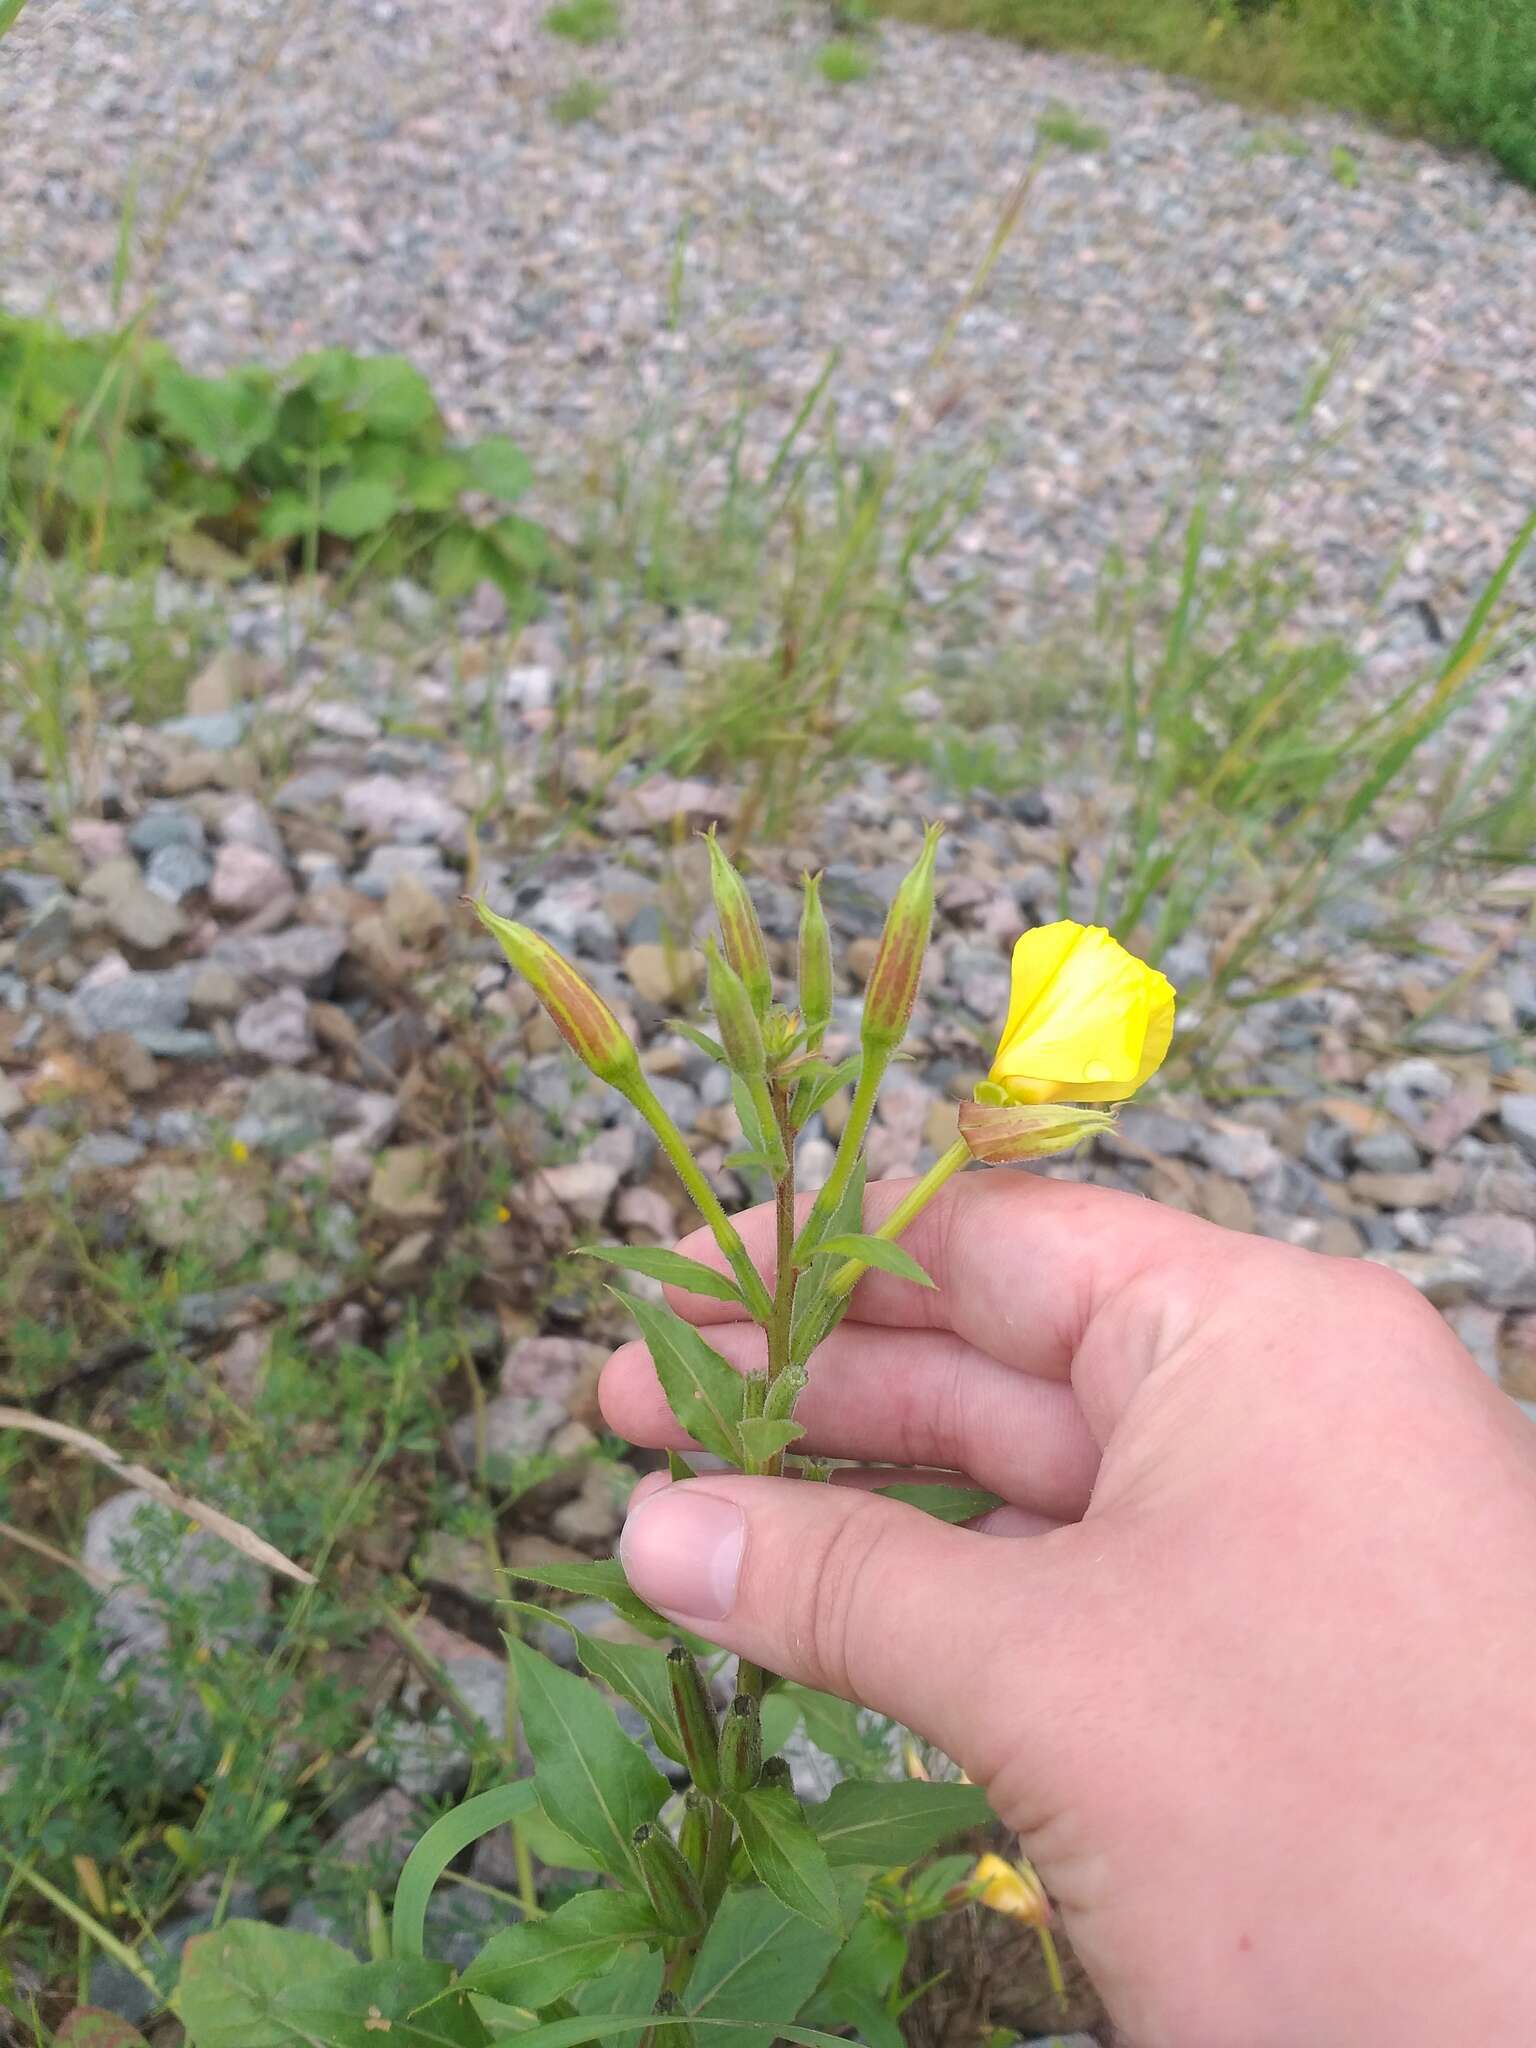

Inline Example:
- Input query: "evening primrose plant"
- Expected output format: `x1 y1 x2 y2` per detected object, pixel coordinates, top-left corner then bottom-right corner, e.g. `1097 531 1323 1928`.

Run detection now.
166 837 1172 2046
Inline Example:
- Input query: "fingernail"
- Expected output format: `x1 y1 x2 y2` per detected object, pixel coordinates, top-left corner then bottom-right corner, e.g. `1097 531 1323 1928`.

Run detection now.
621 1487 745 1622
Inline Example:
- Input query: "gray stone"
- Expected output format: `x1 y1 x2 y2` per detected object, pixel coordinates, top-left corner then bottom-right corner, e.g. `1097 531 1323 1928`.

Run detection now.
145 840 213 902
128 806 207 857
1302 1116 1352 1181
235 986 314 1064
1105 1107 1202 1160
188 963 247 1016
451 1395 567 1475
1196 1119 1282 1183
16 896 74 970
352 844 459 899
217 794 286 860
1363 1248 1480 1304
210 925 348 986
1434 1215 1536 1309
210 840 290 915
0 868 65 913
134 1163 264 1268
83 1487 271 1658
83 857 189 951
1499 1096 1536 1165
1353 1128 1423 1174
328 1787 420 1877
342 775 465 847
69 961 191 1039
65 1131 146 1175
86 1958 157 2025
160 709 248 749
233 1070 353 1150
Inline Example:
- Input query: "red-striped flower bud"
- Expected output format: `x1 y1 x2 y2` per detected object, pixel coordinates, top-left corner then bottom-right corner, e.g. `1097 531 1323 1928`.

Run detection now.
861 823 942 1055
957 1100 1116 1164
705 828 773 1020
473 901 639 1087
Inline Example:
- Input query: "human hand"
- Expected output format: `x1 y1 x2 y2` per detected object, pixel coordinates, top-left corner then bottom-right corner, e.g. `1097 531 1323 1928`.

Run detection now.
602 1173 1536 2048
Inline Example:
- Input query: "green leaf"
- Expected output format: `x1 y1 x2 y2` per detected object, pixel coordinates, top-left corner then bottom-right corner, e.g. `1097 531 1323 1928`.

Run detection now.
274 1961 486 2048
498 1555 670 1638
814 1235 934 1288
344 356 439 437
619 1292 747 1465
774 1685 887 1773
793 1053 861 1122
684 1886 844 2048
392 1779 537 1960
486 512 548 574
470 2019 853 2048
571 1947 665 2048
178 1921 356 2048
260 488 315 540
799 1910 908 2048
808 1779 992 1869
504 1636 668 1879
504 1600 684 1765
577 1244 742 1306
790 1158 867 1367
666 1019 727 1064
320 477 399 538
873 1483 1004 1525
737 1417 805 1462
516 1801 609 1875
461 1889 659 2007
152 365 279 468
403 451 472 511
432 525 491 597
724 1785 840 1931
466 435 534 501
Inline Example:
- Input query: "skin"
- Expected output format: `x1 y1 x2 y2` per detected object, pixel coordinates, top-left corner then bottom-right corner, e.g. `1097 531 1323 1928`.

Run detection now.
601 1172 1536 2048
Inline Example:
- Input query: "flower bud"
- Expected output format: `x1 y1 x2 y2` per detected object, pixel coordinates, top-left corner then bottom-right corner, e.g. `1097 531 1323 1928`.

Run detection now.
667 1646 720 1794
970 1852 1051 1927
705 938 767 1083
473 901 639 1087
633 1822 706 1936
957 1100 1116 1164
678 1788 711 1877
798 871 833 1052
717 1693 763 1794
861 823 942 1055
758 1754 793 1794
705 828 772 1020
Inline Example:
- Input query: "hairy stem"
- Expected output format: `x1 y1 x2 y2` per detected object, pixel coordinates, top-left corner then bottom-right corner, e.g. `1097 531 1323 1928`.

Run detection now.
792 1050 885 1260
620 1071 774 1320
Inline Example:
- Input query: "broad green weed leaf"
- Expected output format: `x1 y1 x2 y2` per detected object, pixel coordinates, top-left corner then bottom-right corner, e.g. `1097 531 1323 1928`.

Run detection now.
273 1960 485 2048
178 1921 354 2048
461 1889 659 2008
577 1244 742 1305
619 1292 747 1465
813 1235 934 1288
320 477 398 538
504 1600 684 1764
724 1785 839 1931
570 1947 666 2048
505 1636 667 1878
808 1778 992 1868
467 436 534 501
873 1482 1004 1525
684 1886 844 2048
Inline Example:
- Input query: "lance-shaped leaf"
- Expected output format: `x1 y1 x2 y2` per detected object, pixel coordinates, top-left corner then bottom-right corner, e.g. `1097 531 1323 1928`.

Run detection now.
808 1778 993 1868
270 1960 486 2048
620 1291 748 1465
577 1244 743 1306
499 1555 670 1638
460 1889 660 2009
737 1416 806 1464
505 1636 668 1880
874 1482 1004 1525
724 1783 840 1931
814 1234 935 1289
505 1599 684 1766
684 1885 845 2048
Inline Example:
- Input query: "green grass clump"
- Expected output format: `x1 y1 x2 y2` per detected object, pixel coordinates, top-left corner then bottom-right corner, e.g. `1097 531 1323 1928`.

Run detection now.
817 37 877 84
1038 101 1109 150
876 0 1536 191
543 0 620 43
550 78 610 124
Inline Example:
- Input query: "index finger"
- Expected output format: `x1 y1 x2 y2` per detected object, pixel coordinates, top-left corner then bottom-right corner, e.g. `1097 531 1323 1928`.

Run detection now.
666 1169 1251 1383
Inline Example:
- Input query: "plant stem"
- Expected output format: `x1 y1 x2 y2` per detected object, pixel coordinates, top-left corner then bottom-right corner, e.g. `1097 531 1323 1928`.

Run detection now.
826 1136 970 1299
792 1050 884 1260
740 1085 798 1708
622 1071 774 1320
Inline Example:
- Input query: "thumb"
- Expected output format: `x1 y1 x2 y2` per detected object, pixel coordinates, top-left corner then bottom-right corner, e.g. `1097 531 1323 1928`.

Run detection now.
618 1474 1066 1770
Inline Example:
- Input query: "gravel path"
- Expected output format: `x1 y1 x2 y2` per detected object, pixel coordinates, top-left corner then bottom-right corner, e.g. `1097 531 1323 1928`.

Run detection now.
5 0 1535 627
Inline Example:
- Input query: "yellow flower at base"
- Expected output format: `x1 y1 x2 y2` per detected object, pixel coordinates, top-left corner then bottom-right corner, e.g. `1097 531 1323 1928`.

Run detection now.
971 1852 1051 1927
988 921 1175 1106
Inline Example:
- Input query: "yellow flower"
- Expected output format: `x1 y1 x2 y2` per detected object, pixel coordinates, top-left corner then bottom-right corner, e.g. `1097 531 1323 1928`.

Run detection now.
987 921 1175 1106
971 1852 1051 1926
